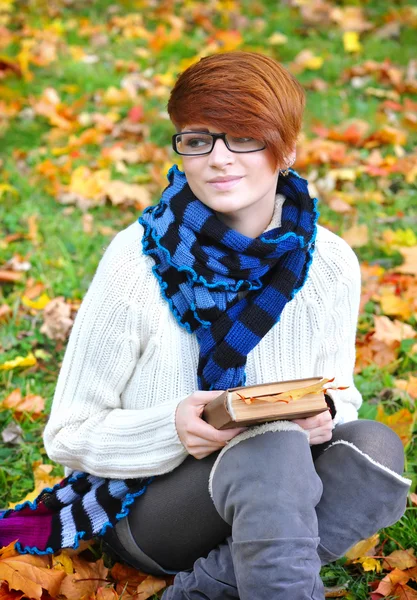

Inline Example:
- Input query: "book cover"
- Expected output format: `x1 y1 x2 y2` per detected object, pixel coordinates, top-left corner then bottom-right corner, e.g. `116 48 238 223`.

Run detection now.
203 377 332 430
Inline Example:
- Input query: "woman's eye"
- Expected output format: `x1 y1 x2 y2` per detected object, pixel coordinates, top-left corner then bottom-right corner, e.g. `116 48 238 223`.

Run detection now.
231 137 253 143
186 137 209 147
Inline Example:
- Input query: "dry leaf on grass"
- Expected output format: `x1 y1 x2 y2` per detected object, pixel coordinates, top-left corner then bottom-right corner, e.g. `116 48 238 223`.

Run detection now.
383 548 417 571
40 297 73 341
0 542 65 600
375 406 414 447
373 315 416 345
58 556 108 600
345 533 380 560
2 389 45 415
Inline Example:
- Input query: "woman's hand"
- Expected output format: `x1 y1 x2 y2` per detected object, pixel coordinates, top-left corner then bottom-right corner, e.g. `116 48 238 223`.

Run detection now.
176 391 246 459
293 410 333 446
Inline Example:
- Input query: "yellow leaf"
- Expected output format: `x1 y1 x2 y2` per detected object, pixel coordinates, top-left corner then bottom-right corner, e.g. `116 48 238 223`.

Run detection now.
383 228 417 247
21 293 52 310
268 32 288 45
292 49 324 73
52 551 74 575
354 557 382 572
0 184 19 199
379 294 412 320
376 406 414 447
343 31 362 53
69 167 110 201
345 533 380 560
0 352 37 371
8 463 62 509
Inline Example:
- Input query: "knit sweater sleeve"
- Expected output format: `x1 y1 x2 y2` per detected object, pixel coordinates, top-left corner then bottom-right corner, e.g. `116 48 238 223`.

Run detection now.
313 228 363 425
43 222 188 479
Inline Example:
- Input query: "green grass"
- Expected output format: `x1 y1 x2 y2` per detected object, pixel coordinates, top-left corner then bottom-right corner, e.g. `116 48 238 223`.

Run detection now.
1 0 417 596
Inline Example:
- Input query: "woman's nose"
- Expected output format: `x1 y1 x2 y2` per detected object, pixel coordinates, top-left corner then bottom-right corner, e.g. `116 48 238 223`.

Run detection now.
208 138 234 167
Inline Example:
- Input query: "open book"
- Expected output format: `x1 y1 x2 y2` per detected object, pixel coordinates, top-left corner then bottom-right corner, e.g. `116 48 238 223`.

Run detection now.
203 377 335 430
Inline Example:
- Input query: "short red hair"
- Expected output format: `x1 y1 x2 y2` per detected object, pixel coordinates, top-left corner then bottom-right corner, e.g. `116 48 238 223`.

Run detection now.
167 51 305 170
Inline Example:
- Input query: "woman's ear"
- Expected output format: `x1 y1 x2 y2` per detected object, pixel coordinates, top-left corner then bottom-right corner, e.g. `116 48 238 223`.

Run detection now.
282 147 296 171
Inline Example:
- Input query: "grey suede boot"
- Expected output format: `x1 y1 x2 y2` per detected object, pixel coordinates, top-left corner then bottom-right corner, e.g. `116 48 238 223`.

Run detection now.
209 424 325 600
162 537 238 600
314 437 411 565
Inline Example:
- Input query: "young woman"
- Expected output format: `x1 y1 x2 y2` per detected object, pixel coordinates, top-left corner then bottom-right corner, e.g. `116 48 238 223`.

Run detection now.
0 52 410 600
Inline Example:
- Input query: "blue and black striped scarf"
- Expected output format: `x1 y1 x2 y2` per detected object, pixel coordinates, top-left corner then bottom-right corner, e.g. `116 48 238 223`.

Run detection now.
140 164 318 391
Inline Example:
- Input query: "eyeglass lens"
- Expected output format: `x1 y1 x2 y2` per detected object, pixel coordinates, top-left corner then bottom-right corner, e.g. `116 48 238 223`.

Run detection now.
175 133 265 155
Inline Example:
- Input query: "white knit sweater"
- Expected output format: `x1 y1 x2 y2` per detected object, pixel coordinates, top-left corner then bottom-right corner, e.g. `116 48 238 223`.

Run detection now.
43 205 363 480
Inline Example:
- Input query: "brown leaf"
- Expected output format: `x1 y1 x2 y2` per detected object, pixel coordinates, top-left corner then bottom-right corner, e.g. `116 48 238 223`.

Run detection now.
0 304 12 321
104 180 152 209
2 390 45 415
58 556 108 600
94 586 120 599
383 549 417 571
40 297 73 341
341 223 369 248
410 492 417 506
373 315 416 345
135 575 166 600
372 567 410 597
0 581 25 599
396 246 417 275
0 546 65 600
0 270 22 283
394 376 417 400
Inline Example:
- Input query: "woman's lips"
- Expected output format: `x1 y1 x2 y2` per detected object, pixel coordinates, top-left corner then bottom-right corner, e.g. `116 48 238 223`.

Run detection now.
208 177 243 191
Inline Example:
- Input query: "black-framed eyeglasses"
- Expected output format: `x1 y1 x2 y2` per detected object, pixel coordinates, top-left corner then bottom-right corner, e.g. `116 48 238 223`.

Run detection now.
172 131 266 156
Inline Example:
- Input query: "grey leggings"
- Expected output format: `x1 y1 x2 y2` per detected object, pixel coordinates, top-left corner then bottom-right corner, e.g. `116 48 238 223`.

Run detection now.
103 420 405 573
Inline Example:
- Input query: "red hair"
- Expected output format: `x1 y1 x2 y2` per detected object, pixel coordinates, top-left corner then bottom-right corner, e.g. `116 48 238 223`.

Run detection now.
167 51 305 170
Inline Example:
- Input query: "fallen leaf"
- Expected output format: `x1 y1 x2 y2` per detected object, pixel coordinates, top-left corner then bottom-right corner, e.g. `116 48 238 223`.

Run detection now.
21 293 51 310
104 180 152 209
0 581 24 598
383 548 417 570
376 406 414 447
291 49 324 74
95 587 120 599
344 31 362 53
2 389 45 414
52 551 73 575
410 493 417 506
0 353 37 371
354 557 382 572
345 533 380 560
0 544 65 600
372 567 410 597
135 575 166 600
0 304 11 321
394 376 417 400
342 223 369 248
40 297 73 341
59 557 108 600
396 246 417 275
373 315 416 345
1 422 23 445
379 294 412 320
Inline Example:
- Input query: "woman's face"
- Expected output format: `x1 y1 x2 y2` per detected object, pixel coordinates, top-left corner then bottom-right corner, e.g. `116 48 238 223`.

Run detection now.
180 124 280 235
